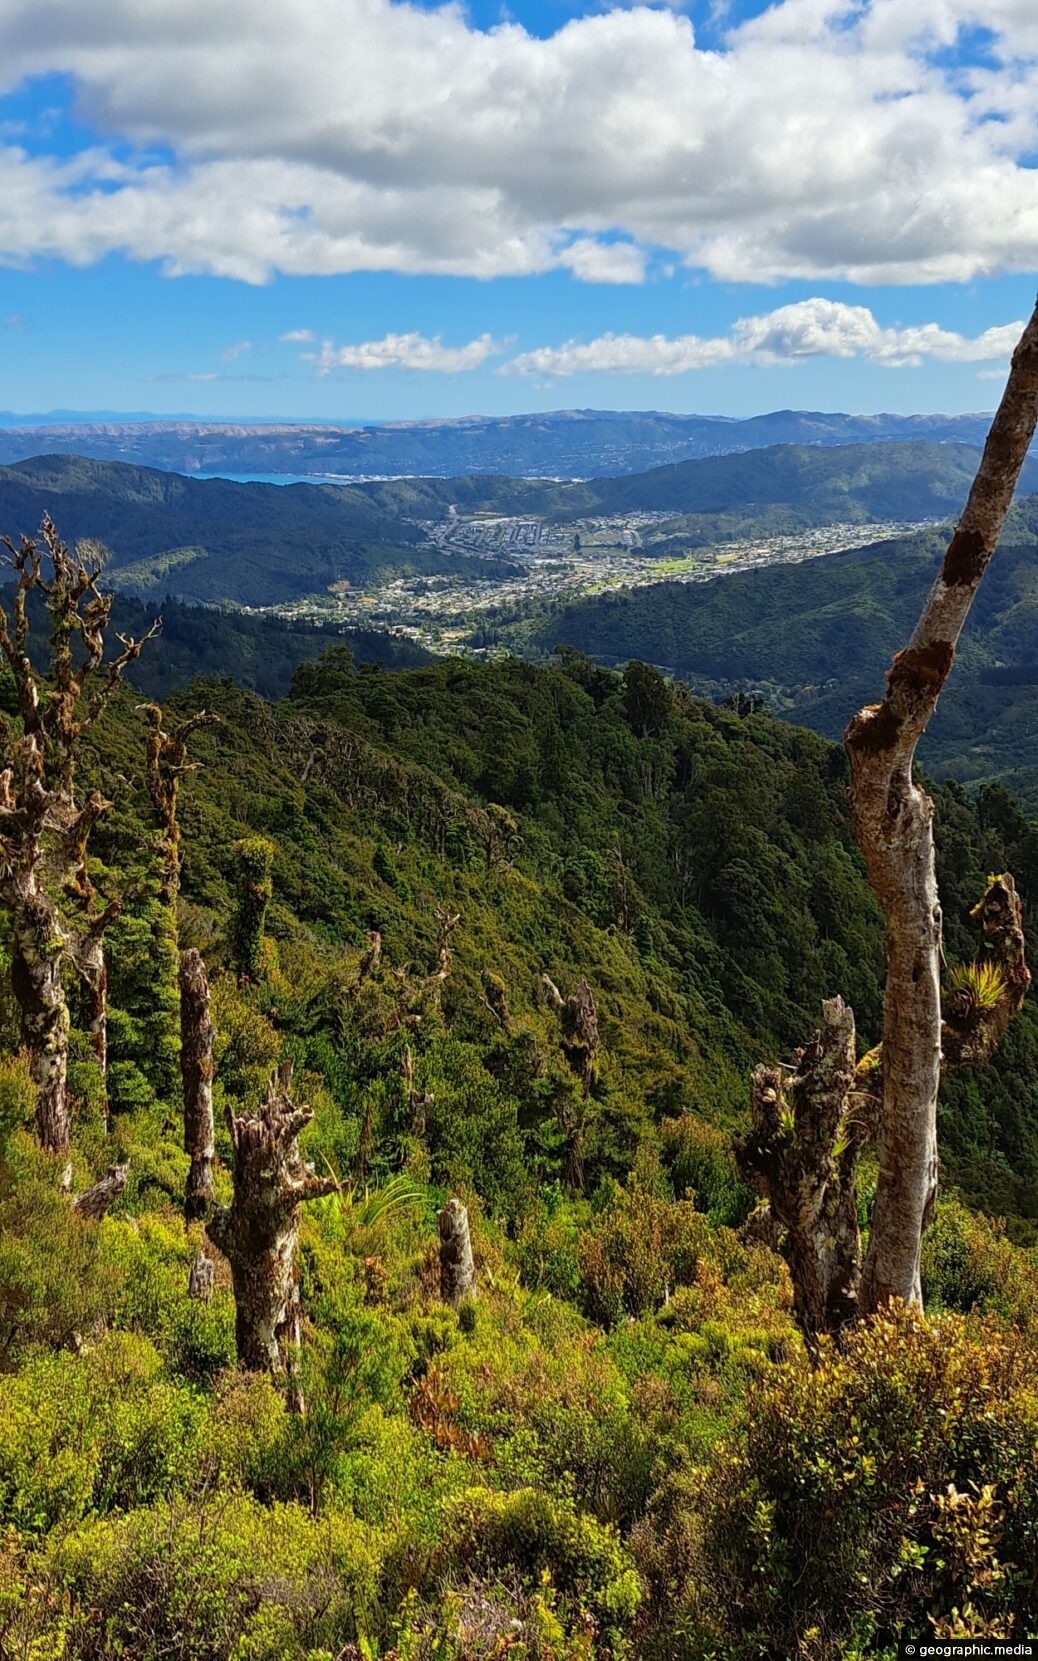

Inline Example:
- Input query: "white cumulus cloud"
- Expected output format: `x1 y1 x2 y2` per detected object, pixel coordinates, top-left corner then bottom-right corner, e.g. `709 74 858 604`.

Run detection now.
502 300 1025 375
312 332 502 373
0 0 1036 284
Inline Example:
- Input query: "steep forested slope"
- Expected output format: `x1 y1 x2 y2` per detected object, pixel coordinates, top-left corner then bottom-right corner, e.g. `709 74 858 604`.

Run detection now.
3 645 1038 1659
68 651 1038 1225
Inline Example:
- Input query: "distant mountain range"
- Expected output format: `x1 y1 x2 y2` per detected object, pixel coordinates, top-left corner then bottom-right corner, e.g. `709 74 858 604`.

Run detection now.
0 407 1006 480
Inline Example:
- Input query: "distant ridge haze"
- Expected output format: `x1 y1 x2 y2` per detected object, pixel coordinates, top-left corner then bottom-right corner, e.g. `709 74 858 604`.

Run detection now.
0 408 1004 481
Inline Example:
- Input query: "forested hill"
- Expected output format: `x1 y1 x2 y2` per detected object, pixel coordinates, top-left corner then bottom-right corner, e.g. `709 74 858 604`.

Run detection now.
0 454 445 606
5 640 1038 1656
1 441 1016 617
494 496 1038 806
359 438 1038 532
87 649 1038 1227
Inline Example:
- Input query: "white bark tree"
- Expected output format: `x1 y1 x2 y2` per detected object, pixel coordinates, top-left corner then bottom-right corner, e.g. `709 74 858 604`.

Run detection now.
845 302 1038 1313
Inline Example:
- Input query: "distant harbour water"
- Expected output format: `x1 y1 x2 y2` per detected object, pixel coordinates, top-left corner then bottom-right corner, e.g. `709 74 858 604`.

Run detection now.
186 471 355 486
183 470 578 485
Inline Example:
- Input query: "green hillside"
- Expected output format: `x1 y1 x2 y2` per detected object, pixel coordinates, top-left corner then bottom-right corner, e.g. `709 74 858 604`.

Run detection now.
3 443 1027 619
0 455 452 606
3 633 1038 1657
360 438 1038 539
0 585 435 700
86 651 1038 1226
494 496 1038 805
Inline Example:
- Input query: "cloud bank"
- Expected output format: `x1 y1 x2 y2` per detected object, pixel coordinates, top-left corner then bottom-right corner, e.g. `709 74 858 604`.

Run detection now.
303 304 1023 377
0 0 1036 285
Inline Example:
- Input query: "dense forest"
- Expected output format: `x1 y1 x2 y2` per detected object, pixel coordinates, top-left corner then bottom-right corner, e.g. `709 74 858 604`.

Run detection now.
0 588 435 701
491 496 1038 808
2 508 1038 1658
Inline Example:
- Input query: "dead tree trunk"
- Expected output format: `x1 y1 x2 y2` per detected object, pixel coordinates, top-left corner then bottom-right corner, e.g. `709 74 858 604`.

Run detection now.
402 1043 433 1139
143 704 219 908
69 899 120 1127
550 978 600 1192
739 876 1030 1340
72 1162 129 1221
78 934 109 1085
206 1063 337 1377
425 908 461 1004
65 792 123 1126
8 879 72 1153
188 1251 215 1303
737 998 862 1342
560 979 599 1096
439 1198 477 1306
845 302 1038 1314
180 948 216 1220
0 518 157 1154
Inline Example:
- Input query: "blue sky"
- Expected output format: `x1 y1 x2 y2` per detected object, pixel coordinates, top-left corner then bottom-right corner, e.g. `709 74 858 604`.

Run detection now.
1 0 1036 423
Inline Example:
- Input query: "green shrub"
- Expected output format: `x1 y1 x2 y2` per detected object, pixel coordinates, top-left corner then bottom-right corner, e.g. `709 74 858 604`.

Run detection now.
646 1307 1038 1657
922 1199 1038 1327
577 1181 715 1327
0 1135 126 1366
0 1054 38 1160
47 1492 381 1661
0 1333 203 1535
231 835 274 981
659 1115 754 1229
100 1210 237 1376
433 1486 642 1634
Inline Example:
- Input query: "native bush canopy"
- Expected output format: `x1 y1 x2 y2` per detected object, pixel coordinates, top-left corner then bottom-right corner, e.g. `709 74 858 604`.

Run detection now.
2 638 1038 1657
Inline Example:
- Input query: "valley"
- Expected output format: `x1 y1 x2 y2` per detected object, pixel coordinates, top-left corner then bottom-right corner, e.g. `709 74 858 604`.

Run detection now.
269 514 935 653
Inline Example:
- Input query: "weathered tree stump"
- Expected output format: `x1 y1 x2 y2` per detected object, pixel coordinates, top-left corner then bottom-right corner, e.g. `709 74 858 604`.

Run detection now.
438 1198 477 1307
180 949 216 1220
207 1063 337 1376
738 875 1030 1343
737 997 861 1343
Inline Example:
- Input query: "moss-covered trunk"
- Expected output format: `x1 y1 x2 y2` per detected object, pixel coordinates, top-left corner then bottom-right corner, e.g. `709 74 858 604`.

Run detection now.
77 930 109 1123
